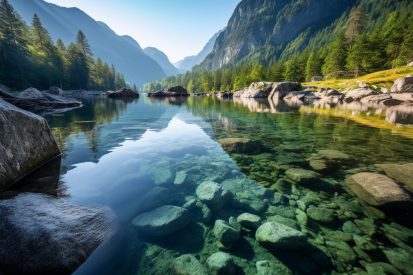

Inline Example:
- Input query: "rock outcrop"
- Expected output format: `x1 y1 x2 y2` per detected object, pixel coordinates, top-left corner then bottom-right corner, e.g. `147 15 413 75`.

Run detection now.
0 98 61 189
344 88 377 102
217 138 260 154
345 173 412 207
0 193 120 275
108 88 140 98
241 82 276 98
148 86 189 97
391 75 413 93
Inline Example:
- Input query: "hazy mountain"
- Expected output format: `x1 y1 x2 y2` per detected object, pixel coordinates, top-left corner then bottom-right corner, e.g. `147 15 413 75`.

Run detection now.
143 47 179 76
199 0 357 70
173 28 225 72
10 0 166 87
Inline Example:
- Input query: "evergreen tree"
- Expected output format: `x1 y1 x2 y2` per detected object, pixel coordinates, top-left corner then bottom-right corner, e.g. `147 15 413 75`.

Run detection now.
305 52 322 81
133 83 137 91
322 32 348 76
346 34 370 77
345 7 368 49
76 30 93 57
284 55 304 82
31 14 51 53
56 38 66 52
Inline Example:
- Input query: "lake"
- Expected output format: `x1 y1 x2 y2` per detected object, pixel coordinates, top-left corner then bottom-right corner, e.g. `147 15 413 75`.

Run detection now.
25 95 413 274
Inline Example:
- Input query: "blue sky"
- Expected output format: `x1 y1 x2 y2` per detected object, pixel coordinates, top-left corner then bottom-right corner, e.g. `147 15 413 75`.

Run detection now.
45 0 241 63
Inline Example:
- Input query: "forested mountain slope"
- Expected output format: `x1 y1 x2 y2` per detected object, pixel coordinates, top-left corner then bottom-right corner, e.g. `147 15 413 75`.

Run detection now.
143 47 179 77
10 0 166 87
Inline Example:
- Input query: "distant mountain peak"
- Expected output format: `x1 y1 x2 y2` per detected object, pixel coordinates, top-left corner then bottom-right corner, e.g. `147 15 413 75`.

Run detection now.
143 47 179 77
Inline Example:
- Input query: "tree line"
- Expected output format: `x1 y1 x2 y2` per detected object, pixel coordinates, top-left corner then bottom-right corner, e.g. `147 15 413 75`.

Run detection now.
0 0 136 91
144 8 413 93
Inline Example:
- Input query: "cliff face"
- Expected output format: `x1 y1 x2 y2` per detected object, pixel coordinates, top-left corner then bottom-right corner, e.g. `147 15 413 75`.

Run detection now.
202 0 355 70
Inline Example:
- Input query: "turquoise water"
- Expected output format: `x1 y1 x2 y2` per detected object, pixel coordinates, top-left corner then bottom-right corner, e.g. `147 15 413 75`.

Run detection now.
37 96 413 274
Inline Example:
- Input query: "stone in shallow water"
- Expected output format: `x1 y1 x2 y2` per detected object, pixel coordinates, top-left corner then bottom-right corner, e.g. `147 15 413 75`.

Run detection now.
383 223 413 245
333 231 353 242
336 199 364 214
383 249 413 275
132 205 190 236
138 187 170 213
364 262 403 275
267 215 299 230
354 219 378 237
353 235 378 251
285 168 319 184
345 173 412 207
237 213 262 228
255 222 308 249
0 193 119 275
172 254 207 275
376 163 413 192
326 241 357 264
196 181 233 210
307 207 335 224
256 260 292 275
309 158 332 172
213 220 240 244
217 138 260 154
205 252 236 275
174 171 188 186
317 149 351 160
343 221 363 235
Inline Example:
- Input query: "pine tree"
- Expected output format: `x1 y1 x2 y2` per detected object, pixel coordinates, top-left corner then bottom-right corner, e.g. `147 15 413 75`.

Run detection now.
322 32 348 76
56 38 66 52
133 83 137 91
31 14 52 53
76 30 93 57
305 52 322 81
284 55 304 82
346 34 370 77
345 7 368 49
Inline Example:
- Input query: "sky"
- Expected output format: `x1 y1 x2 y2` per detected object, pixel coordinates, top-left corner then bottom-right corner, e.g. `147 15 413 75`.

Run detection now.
45 0 241 63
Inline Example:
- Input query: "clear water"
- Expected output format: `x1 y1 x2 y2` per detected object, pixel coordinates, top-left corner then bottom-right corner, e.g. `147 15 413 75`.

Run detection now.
27 96 413 274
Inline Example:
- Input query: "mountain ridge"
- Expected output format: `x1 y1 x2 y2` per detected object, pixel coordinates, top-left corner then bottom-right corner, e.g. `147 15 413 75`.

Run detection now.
143 47 180 76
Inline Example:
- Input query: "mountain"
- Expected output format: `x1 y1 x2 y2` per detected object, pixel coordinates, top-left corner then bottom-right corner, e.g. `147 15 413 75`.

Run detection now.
199 0 358 70
143 47 180 76
10 0 166 87
173 28 225 72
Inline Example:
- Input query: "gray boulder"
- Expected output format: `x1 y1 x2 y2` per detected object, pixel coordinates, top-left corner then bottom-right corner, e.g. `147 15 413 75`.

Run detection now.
47 86 63 96
233 87 249 97
0 193 119 275
0 98 61 189
345 173 412 207
310 76 323 82
267 215 299 230
172 255 207 275
149 86 189 97
132 205 190 236
256 260 292 275
241 82 275 98
376 163 413 192
237 213 262 228
196 182 233 210
205 252 236 275
217 138 260 154
345 88 377 101
18 87 43 98
391 76 413 93
255 222 308 249
213 220 240 244
269 82 303 99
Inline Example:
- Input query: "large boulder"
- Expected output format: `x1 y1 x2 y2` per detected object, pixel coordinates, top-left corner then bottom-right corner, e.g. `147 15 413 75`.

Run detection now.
344 88 377 102
256 260 292 275
0 193 120 275
18 87 43 98
255 222 308 249
269 82 303 99
205 252 236 275
172 255 208 275
391 75 413 93
345 173 412 207
131 205 190 236
196 182 233 210
137 187 170 214
307 207 335 223
149 86 189 97
47 86 63 96
217 138 260 154
213 220 240 244
360 94 402 106
233 87 249 97
376 163 413 192
237 213 262 228
241 82 275 98
108 88 139 98
311 76 323 82
0 99 61 189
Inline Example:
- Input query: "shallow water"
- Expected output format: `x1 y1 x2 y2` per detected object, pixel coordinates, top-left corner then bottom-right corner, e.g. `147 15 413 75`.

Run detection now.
21 96 413 274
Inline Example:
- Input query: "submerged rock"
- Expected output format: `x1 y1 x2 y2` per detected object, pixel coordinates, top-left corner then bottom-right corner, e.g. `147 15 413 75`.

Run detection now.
213 220 240 244
0 98 61 189
237 213 262 228
267 215 299 230
285 168 319 184
317 150 351 161
138 187 170 214
0 193 119 275
205 252 236 275
172 254 207 275
345 173 412 207
132 205 190 236
376 163 413 192
255 222 307 249
196 181 233 210
307 207 335 223
217 138 260 154
256 260 293 275
326 241 357 264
